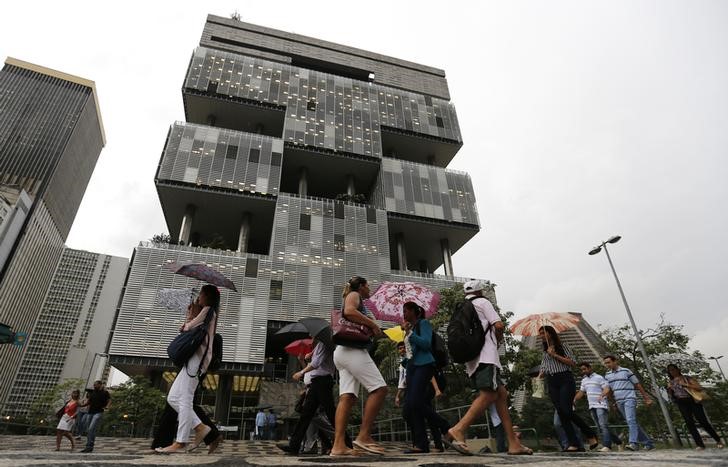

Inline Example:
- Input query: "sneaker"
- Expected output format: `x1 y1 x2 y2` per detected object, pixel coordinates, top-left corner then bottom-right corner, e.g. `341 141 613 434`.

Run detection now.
624 444 637 451
599 446 611 452
276 443 296 455
80 447 93 453
643 445 655 451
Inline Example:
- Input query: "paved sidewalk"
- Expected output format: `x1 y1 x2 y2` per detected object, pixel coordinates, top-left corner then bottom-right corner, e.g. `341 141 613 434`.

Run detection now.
0 436 727 466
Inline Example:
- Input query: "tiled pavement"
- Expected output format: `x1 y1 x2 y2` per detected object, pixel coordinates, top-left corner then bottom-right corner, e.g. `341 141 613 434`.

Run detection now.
0 435 727 466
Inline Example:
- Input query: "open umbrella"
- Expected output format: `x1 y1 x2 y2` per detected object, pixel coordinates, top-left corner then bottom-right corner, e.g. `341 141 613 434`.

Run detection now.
284 338 314 356
364 281 440 322
298 317 334 352
156 287 196 313
510 312 581 336
652 352 705 368
165 261 237 292
384 325 406 343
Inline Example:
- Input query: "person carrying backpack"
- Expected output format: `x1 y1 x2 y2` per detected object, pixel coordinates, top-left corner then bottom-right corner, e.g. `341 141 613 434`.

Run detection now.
401 302 450 454
444 280 532 456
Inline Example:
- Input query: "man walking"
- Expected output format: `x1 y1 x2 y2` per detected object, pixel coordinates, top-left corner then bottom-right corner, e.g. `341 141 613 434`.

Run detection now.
445 280 532 456
81 380 110 453
574 362 622 451
603 355 654 451
255 409 266 440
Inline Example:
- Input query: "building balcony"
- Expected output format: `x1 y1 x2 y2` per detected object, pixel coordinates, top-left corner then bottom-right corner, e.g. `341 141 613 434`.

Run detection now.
182 47 462 164
156 122 281 254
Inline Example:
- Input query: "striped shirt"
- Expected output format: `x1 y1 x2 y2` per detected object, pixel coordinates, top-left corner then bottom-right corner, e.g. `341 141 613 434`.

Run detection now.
604 366 640 401
579 373 609 409
540 343 576 375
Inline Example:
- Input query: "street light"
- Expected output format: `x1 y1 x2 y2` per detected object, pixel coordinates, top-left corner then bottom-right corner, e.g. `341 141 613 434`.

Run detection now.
589 235 680 447
709 356 726 381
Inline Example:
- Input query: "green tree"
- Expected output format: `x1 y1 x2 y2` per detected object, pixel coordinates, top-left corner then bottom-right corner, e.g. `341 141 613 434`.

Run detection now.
150 233 173 245
100 376 166 438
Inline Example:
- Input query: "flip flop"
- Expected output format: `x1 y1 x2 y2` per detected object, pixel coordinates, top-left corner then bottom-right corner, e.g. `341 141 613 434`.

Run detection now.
352 440 385 455
329 449 362 457
507 446 533 455
443 438 472 456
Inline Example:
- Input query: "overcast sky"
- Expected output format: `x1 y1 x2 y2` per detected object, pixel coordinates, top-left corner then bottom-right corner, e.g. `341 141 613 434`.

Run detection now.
2 1 726 372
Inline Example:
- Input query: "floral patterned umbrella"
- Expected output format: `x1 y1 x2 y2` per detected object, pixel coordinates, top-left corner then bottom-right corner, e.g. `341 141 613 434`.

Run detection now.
652 352 705 368
165 262 237 292
364 281 440 323
156 288 196 313
510 312 581 336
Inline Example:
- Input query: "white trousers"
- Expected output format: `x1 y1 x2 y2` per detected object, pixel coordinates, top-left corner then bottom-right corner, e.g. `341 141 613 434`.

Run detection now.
167 352 202 443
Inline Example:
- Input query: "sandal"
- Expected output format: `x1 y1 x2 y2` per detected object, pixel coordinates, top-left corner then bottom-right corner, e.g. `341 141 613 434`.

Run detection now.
352 440 385 455
443 438 472 456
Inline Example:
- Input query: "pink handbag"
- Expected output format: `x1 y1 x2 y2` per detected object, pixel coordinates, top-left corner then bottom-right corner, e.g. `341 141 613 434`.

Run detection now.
331 308 373 342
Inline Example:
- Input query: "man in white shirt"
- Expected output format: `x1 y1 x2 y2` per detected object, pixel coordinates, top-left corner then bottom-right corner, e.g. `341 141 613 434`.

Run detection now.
445 280 531 456
574 362 622 451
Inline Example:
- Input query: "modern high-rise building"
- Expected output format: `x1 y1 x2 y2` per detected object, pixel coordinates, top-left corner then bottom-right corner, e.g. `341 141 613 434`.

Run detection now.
108 15 485 430
0 58 105 411
4 248 127 417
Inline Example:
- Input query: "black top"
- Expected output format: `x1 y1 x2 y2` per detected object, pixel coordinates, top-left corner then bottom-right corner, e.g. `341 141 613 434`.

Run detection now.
88 389 110 414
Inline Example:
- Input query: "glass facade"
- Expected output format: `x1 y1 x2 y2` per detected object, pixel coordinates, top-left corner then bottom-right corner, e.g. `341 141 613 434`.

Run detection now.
158 122 283 196
373 158 479 225
184 47 462 158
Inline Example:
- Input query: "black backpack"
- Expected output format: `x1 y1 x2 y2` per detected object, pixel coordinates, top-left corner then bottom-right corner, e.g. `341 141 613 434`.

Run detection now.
207 333 223 372
447 296 489 363
415 320 449 369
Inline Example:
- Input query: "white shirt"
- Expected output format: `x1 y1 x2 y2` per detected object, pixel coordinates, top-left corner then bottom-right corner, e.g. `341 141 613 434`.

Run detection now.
580 372 609 409
464 294 501 376
397 364 407 390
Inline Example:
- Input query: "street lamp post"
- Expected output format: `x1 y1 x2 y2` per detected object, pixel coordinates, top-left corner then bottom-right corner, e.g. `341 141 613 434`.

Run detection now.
589 235 680 447
709 356 726 381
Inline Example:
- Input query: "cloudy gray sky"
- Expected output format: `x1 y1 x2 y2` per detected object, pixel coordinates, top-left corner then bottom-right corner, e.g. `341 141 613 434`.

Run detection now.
2 1 726 371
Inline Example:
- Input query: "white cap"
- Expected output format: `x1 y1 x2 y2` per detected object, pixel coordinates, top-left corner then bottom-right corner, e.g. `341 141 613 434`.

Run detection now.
464 279 488 293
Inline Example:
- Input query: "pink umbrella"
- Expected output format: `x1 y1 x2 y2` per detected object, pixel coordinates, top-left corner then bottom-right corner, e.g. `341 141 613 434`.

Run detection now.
284 338 313 356
364 281 440 322
510 312 581 336
165 262 237 292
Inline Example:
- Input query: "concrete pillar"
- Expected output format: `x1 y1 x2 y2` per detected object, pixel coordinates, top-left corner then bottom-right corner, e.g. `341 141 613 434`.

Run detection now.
237 212 252 253
395 233 408 271
298 167 308 197
207 114 216 127
419 260 429 274
255 123 264 134
346 174 356 196
178 205 196 246
215 374 233 424
441 238 454 277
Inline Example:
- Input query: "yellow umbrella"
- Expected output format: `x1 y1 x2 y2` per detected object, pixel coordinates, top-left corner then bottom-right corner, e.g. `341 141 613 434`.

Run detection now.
384 326 405 343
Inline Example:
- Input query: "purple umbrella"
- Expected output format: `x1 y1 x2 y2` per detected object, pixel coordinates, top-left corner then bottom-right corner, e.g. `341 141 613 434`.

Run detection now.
165 262 237 292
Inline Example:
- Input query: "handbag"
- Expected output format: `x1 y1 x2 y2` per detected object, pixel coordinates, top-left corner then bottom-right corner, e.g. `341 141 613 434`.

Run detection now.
55 401 68 419
167 307 215 368
684 377 709 402
331 308 372 343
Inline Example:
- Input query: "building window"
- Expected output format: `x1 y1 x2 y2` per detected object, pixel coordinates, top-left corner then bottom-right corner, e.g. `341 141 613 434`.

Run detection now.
366 207 377 224
245 258 258 278
226 145 238 159
334 202 344 219
299 214 311 230
249 148 260 163
271 152 282 166
334 234 345 252
270 280 282 300
435 116 444 128
207 81 218 94
307 100 316 111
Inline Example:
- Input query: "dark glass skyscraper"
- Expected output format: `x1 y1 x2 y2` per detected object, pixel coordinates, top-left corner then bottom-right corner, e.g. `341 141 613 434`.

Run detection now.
0 58 105 413
108 15 488 431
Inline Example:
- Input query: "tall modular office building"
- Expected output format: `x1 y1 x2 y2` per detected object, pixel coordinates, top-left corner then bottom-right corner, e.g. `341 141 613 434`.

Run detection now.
108 15 485 426
0 58 105 413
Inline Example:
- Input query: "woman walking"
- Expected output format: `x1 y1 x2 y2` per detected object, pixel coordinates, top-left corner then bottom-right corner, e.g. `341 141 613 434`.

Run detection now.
330 276 387 456
55 389 80 451
666 364 724 450
401 301 450 454
538 325 598 452
156 284 219 454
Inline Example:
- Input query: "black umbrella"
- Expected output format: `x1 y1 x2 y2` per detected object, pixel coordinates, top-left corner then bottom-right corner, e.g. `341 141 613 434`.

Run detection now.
275 322 308 336
299 317 334 352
